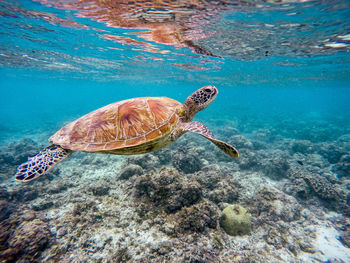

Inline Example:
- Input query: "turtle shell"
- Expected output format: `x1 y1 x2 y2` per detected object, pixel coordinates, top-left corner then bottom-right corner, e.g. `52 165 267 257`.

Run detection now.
49 97 184 153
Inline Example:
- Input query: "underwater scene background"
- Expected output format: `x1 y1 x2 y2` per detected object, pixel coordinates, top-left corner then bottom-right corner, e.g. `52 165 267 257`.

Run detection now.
1 0 350 262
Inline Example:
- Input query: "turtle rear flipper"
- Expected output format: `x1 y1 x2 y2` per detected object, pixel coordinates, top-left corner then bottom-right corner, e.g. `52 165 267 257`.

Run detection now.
15 145 72 182
182 121 239 158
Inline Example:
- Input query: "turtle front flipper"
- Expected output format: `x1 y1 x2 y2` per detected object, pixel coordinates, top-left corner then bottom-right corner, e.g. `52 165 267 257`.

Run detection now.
15 145 72 182
182 121 239 158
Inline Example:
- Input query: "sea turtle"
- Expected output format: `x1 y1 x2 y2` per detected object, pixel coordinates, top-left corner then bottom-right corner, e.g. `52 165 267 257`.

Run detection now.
15 85 238 182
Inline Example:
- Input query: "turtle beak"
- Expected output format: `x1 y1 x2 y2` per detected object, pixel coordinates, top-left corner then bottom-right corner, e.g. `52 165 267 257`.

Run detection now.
212 86 218 95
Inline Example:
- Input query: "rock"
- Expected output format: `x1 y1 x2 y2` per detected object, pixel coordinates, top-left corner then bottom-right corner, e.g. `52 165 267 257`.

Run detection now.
229 135 253 150
195 170 221 190
153 148 173 165
72 201 97 217
250 139 268 150
112 248 131 262
2 138 41 164
318 142 344 164
251 187 302 223
21 210 36 222
150 241 172 255
0 187 9 200
0 220 13 251
11 188 39 202
251 129 274 142
32 200 54 211
237 149 259 170
289 140 315 154
283 177 311 200
264 227 285 249
169 182 202 213
0 198 18 254
0 218 52 262
220 204 251 236
340 231 350 248
0 139 42 177
259 150 290 179
333 155 350 178
304 153 329 169
208 181 240 204
135 167 202 214
301 173 340 201
216 126 240 139
46 183 68 194
0 200 15 221
90 183 110 196
172 149 202 174
289 171 350 216
126 154 160 171
119 164 143 180
174 201 218 234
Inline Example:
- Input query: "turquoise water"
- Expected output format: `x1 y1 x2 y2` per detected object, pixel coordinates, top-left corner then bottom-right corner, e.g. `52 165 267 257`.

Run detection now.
1 0 350 262
1 73 350 144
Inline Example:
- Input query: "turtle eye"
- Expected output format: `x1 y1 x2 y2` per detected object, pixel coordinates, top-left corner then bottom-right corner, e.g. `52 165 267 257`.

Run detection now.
204 88 211 93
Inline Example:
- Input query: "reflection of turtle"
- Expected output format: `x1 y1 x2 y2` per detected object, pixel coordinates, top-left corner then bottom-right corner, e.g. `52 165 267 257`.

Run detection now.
38 0 220 57
15 85 238 182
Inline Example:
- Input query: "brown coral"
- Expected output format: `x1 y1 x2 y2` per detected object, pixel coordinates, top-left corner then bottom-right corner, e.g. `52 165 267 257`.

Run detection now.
134 167 202 214
0 211 53 262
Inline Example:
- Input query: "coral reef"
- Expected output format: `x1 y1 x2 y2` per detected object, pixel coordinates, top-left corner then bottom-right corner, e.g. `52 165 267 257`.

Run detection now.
287 170 350 216
0 125 349 262
301 173 340 201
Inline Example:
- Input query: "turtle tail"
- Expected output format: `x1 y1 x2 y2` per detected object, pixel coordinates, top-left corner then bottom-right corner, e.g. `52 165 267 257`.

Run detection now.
15 145 72 182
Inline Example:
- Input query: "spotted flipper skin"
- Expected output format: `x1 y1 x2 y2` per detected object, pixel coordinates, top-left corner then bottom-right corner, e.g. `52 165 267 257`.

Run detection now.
182 121 239 158
15 145 72 182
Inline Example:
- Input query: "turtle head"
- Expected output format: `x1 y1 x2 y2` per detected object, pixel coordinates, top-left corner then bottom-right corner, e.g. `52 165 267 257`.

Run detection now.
183 85 218 122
